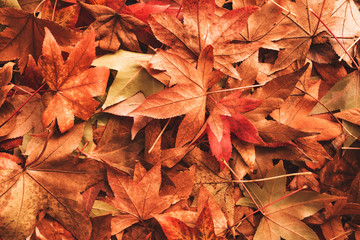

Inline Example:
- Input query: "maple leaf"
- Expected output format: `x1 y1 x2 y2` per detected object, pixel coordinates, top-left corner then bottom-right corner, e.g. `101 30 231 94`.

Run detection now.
0 7 81 70
132 45 223 146
206 91 263 168
269 0 338 73
0 124 106 240
80 2 148 52
234 0 292 49
104 163 186 234
38 28 110 133
237 161 341 240
40 0 80 29
243 65 314 143
156 202 226 240
184 147 238 232
148 0 260 78
329 0 360 65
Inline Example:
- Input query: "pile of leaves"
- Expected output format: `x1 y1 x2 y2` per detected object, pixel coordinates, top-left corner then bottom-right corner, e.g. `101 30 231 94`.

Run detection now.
2 0 360 239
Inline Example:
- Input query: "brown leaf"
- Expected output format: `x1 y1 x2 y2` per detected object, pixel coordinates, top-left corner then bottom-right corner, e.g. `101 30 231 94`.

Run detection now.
244 64 309 123
148 0 259 77
269 0 337 72
155 202 226 240
80 2 147 52
0 8 81 70
104 92 151 139
90 214 112 240
105 163 181 234
39 28 109 132
0 124 106 239
132 46 220 146
3 86 44 140
35 216 76 240
40 0 80 29
0 101 16 137
89 116 144 174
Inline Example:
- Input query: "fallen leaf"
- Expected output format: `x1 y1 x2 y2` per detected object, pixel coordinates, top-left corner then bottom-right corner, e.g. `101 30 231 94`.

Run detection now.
89 116 143 174
80 2 148 52
148 0 259 77
270 0 337 73
132 46 222 146
237 161 341 240
156 202 226 240
206 91 263 167
0 62 14 107
39 28 109 133
104 163 181 234
40 0 80 29
0 7 81 70
0 124 106 240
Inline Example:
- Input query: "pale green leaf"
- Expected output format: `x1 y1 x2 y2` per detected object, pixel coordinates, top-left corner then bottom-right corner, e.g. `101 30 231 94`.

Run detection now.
90 200 120 218
92 50 163 108
311 70 360 114
0 0 21 9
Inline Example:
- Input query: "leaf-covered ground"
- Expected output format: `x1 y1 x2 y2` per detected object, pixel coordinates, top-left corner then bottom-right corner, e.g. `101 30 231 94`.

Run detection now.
1 0 360 239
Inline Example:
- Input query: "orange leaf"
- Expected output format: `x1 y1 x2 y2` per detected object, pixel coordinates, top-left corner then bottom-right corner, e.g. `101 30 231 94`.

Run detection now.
39 28 109 132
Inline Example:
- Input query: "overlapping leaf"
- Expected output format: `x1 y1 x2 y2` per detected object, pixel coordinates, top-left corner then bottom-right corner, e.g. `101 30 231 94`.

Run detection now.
0 7 81 70
38 28 109 133
156 202 226 240
132 45 222 146
148 0 259 77
80 2 148 52
206 91 263 167
238 161 341 240
104 163 189 235
0 124 106 240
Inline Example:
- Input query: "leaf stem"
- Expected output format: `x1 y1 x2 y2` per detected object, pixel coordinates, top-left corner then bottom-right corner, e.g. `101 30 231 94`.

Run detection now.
230 186 309 234
233 172 313 182
221 159 265 215
207 84 263 94
309 8 360 69
148 119 171 153
0 83 46 129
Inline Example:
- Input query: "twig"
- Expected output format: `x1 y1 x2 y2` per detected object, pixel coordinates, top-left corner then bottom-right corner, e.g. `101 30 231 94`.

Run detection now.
309 7 359 69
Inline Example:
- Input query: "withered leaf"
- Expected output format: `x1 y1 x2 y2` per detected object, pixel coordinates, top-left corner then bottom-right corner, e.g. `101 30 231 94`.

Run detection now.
0 124 106 240
0 7 81 70
80 2 147 52
89 116 143 174
39 28 109 133
148 0 259 77
238 161 341 240
104 163 181 234
132 46 222 146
